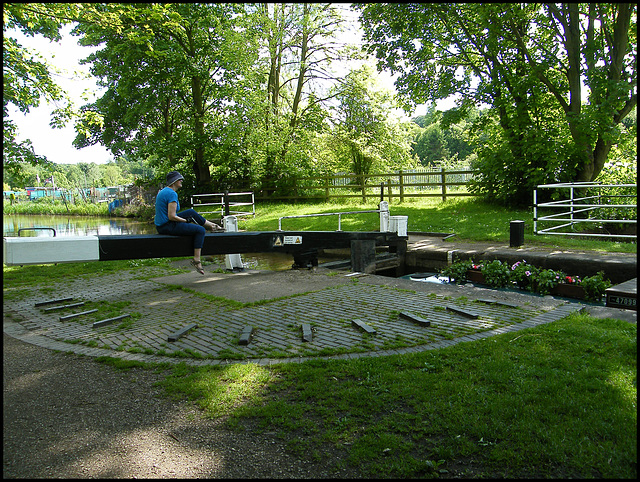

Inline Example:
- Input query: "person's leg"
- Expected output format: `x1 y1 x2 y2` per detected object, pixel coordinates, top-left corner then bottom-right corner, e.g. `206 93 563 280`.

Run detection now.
178 209 220 232
156 221 206 269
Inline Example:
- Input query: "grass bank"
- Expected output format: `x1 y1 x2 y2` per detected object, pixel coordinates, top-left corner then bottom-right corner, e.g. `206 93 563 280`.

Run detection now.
101 312 636 478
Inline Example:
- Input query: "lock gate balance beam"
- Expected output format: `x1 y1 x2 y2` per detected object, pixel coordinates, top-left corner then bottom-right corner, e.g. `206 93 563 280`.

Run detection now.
4 231 407 272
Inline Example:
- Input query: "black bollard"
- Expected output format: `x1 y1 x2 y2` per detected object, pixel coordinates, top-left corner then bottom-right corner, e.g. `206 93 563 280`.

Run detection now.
510 220 525 247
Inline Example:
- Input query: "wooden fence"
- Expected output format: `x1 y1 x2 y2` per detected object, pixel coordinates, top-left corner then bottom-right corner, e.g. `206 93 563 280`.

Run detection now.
255 168 479 203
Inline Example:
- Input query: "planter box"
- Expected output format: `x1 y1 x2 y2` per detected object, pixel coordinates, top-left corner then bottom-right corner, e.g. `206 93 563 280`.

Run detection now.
466 269 485 284
550 283 586 300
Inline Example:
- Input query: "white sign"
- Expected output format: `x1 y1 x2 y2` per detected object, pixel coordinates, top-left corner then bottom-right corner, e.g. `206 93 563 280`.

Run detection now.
284 236 302 245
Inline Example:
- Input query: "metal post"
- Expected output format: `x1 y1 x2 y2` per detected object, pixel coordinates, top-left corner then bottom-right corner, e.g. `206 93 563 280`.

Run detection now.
570 186 575 229
533 188 538 234
379 201 389 232
510 220 525 247
224 190 230 216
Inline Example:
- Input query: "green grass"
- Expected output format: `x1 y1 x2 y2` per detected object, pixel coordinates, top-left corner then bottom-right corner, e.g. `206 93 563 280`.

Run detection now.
2 257 183 289
101 313 635 478
4 197 637 477
236 198 636 253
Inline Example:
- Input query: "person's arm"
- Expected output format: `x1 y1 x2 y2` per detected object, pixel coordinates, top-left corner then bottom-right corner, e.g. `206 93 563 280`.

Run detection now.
167 201 187 222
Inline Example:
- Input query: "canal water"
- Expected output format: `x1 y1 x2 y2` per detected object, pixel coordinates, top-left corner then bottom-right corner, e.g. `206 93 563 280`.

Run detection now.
2 214 336 271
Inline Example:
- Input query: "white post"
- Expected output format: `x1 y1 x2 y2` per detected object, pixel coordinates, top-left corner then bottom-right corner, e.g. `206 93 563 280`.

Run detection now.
533 188 537 234
223 215 244 270
379 201 389 232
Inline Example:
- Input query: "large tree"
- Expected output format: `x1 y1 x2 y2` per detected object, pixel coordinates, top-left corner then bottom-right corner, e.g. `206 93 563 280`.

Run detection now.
72 3 250 190
255 3 351 195
355 3 637 205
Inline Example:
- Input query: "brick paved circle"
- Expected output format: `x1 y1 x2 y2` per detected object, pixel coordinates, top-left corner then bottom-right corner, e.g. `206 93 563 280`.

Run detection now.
4 266 586 366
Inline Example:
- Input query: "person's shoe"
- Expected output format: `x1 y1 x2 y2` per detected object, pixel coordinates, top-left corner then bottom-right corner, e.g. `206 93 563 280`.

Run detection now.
190 259 205 275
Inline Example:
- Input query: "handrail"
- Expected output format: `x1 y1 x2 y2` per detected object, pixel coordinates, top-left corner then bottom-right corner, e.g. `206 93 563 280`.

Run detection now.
533 182 637 239
18 227 57 237
278 209 382 231
191 191 255 218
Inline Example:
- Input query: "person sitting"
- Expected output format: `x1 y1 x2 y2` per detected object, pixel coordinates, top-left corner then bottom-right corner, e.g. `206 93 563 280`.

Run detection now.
154 171 221 274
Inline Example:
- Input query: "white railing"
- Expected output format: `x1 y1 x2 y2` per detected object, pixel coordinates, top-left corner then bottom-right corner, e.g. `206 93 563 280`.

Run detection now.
191 191 255 218
278 202 392 232
533 182 636 239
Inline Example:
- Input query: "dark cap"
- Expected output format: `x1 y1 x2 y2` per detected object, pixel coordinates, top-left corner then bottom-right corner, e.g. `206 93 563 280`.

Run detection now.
166 171 184 186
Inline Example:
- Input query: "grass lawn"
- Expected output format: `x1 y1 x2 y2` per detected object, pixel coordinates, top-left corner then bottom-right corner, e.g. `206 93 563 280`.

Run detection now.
236 197 636 253
100 312 636 478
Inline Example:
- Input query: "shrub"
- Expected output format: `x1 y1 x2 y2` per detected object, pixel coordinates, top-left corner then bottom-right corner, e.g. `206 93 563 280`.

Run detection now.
481 260 511 288
580 271 612 302
535 268 565 295
510 260 540 290
440 259 474 284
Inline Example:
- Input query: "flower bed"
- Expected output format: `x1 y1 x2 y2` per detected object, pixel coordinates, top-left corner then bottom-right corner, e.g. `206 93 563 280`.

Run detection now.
441 259 611 302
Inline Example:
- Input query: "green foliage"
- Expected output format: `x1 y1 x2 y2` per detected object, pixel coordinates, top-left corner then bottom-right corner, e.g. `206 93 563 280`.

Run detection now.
480 260 511 288
440 259 473 284
580 272 612 302
154 314 637 478
439 256 613 299
355 3 637 207
3 198 107 216
3 3 79 176
535 268 564 295
593 160 638 229
509 260 540 291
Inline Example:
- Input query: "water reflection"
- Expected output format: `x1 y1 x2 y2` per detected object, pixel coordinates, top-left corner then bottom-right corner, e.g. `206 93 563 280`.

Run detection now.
3 214 156 237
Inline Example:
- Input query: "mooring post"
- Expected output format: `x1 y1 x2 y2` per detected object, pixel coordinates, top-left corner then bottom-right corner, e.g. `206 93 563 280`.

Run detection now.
379 201 390 232
351 239 376 273
223 215 244 270
510 220 525 247
223 190 230 216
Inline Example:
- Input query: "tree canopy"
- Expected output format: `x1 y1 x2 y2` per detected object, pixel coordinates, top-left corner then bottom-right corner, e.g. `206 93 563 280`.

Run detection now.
355 3 637 205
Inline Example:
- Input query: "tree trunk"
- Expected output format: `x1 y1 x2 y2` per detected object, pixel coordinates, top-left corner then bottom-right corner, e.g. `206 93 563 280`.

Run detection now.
191 75 211 188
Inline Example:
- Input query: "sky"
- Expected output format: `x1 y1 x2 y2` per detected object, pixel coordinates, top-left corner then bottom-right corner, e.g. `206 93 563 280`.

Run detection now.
8 25 114 165
7 15 449 166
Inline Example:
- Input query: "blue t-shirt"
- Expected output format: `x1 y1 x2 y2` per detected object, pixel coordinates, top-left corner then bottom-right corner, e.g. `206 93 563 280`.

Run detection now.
154 187 180 226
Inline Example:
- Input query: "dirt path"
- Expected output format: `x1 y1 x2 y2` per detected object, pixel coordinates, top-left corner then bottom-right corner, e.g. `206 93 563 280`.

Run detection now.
2 331 355 479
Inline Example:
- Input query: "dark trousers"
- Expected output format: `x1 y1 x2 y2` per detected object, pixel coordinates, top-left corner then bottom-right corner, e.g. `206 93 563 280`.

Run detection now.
156 209 207 249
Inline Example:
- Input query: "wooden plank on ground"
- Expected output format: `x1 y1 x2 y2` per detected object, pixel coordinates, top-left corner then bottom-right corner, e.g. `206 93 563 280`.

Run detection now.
301 323 313 342
35 297 74 307
238 325 254 345
398 311 431 327
351 319 377 335
93 313 131 329
167 322 197 341
42 302 85 312
445 305 480 319
59 309 98 321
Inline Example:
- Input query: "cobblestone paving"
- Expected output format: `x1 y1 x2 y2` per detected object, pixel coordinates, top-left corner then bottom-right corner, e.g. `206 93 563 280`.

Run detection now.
4 267 585 366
